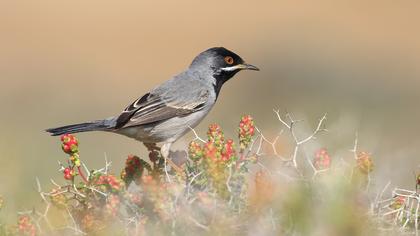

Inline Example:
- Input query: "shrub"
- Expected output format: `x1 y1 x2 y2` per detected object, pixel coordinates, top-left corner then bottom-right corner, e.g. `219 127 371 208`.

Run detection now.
0 113 418 235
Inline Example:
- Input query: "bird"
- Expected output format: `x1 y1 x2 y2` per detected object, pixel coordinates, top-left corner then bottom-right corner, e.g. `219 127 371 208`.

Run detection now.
46 47 259 163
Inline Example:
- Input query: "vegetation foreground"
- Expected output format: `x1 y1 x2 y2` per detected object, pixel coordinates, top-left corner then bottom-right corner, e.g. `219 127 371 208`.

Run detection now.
0 113 419 235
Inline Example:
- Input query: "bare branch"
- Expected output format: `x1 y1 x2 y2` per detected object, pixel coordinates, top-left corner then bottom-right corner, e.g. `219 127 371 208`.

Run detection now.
188 126 206 143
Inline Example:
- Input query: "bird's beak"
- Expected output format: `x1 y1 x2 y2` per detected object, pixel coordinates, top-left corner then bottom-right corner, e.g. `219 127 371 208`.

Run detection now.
240 63 260 71
221 63 260 72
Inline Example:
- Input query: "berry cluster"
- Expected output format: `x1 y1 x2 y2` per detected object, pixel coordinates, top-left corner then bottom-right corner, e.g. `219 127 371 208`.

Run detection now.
356 151 374 174
24 134 172 234
17 215 36 236
187 117 256 199
121 155 144 185
203 141 218 161
238 115 255 150
207 124 225 145
313 148 331 170
188 141 203 161
63 167 75 180
189 124 237 164
60 134 86 182
221 139 235 162
121 155 154 186
61 134 79 154
94 174 124 193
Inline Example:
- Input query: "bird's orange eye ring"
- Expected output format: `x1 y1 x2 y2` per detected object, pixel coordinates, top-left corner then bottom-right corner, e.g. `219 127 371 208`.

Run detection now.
224 56 234 65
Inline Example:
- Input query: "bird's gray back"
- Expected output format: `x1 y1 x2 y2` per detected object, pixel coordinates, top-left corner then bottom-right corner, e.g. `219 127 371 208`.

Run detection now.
151 70 216 105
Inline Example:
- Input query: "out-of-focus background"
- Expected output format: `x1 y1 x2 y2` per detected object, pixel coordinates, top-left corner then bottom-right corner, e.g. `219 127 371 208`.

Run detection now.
0 1 419 215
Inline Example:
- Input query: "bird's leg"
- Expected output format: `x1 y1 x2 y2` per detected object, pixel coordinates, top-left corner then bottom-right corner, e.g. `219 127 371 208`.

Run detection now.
144 142 184 176
161 143 184 175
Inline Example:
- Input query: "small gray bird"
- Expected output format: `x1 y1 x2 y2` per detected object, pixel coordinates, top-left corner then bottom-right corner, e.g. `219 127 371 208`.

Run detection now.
46 47 259 159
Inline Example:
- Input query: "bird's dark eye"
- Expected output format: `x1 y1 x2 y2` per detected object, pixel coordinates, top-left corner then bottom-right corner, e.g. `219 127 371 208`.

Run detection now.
224 56 234 65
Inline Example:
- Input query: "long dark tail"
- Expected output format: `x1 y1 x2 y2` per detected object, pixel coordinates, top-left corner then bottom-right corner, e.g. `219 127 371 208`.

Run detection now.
46 120 112 136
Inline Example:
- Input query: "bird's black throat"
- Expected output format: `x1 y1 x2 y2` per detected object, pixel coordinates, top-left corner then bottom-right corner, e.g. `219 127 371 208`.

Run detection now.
212 70 240 97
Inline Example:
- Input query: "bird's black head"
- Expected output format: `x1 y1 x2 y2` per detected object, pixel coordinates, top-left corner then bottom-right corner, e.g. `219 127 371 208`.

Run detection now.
190 47 259 95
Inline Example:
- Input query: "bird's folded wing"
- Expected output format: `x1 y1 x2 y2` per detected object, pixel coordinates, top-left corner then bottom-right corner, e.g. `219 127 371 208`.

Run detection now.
115 90 209 128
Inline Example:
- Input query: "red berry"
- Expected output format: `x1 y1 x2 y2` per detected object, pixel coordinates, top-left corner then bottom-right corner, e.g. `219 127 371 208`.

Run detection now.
313 148 331 170
64 168 71 174
66 139 78 147
62 144 71 153
60 134 68 142
64 173 72 180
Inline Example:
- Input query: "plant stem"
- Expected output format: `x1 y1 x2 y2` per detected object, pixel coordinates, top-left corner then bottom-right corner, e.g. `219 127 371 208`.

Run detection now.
77 166 88 183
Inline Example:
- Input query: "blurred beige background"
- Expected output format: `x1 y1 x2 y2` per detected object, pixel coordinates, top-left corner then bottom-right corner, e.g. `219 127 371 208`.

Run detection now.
1 1 420 215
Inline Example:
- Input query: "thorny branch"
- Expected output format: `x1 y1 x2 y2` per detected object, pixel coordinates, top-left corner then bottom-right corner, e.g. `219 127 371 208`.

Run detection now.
273 109 327 168
274 110 327 169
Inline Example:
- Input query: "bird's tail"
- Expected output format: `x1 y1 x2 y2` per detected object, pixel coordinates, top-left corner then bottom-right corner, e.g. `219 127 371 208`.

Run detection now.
46 120 112 136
